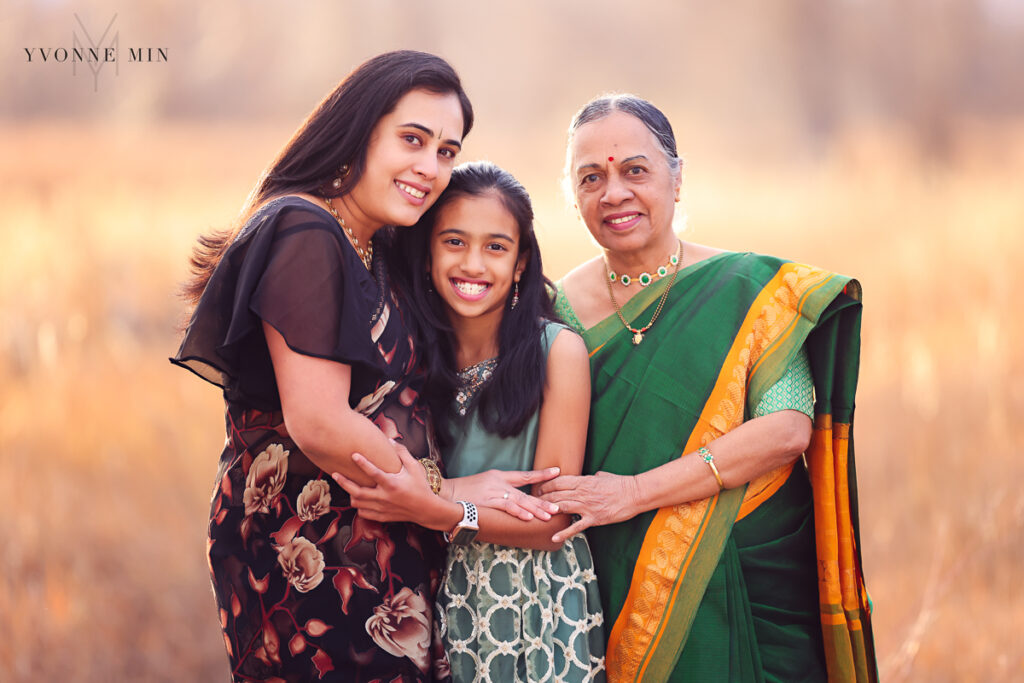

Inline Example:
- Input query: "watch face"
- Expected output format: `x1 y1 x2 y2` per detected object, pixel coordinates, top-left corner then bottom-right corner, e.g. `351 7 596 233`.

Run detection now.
449 526 478 545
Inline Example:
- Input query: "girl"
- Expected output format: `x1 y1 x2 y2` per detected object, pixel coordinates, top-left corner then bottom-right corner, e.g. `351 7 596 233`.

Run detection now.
336 162 606 682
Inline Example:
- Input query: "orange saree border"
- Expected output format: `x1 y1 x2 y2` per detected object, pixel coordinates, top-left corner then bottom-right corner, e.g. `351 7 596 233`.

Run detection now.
809 417 877 682
606 263 836 682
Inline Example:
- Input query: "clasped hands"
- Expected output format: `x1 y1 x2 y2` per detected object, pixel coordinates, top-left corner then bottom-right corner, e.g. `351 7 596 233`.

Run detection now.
333 441 644 546
331 441 561 524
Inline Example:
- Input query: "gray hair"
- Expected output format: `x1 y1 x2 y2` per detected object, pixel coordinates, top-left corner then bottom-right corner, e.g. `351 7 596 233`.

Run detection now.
564 94 682 187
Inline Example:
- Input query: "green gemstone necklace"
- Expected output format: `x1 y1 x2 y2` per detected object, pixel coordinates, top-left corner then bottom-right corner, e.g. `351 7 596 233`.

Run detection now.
605 239 683 345
605 243 680 287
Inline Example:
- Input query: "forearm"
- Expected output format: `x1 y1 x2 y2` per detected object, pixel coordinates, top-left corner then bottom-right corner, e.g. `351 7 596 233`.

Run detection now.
288 409 403 486
473 509 571 551
264 319 403 485
633 410 812 512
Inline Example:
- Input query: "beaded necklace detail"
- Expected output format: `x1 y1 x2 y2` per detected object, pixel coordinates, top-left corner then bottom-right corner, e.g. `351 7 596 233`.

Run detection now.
455 357 497 416
606 246 680 287
323 195 373 271
606 239 683 346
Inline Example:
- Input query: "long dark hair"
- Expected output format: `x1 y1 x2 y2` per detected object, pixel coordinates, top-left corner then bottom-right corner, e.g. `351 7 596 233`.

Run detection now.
386 161 556 447
183 50 474 305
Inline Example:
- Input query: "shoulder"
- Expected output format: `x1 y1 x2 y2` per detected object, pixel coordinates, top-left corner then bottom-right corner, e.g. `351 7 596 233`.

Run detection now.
556 256 607 322
732 252 851 295
681 241 729 265
543 322 588 366
241 194 339 240
236 194 362 273
559 255 604 293
264 194 336 225
686 246 811 281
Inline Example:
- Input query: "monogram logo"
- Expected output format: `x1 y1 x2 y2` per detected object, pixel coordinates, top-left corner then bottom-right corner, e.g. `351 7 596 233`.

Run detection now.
73 13 119 91
23 13 167 92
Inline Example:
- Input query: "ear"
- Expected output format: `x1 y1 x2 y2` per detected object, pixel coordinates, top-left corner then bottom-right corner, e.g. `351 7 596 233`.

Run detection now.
515 251 529 281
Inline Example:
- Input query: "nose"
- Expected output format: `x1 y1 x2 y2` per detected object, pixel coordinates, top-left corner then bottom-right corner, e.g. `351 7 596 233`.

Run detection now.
460 247 485 275
413 148 439 181
601 172 634 206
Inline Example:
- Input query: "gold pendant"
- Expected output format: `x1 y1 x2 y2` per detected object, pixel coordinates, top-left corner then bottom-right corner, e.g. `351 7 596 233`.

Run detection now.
632 331 644 345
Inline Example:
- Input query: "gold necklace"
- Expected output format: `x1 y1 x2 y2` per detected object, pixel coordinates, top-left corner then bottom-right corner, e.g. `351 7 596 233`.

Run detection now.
606 239 683 346
324 196 373 270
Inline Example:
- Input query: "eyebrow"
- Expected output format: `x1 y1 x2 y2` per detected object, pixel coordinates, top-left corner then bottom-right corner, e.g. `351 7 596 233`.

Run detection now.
402 122 462 150
575 154 649 174
438 227 516 242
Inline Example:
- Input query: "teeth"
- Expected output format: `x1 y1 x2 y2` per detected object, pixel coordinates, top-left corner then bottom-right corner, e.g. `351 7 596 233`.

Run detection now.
609 214 638 225
397 181 426 199
454 280 488 295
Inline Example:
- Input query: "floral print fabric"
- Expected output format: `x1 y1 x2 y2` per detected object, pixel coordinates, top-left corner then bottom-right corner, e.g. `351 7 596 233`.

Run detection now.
174 198 451 681
209 406 449 682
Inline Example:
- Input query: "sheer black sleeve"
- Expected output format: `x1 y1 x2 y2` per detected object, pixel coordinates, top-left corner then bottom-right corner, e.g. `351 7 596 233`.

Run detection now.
171 197 383 409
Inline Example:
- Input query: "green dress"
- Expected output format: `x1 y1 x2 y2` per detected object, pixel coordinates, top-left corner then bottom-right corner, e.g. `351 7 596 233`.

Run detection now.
436 322 607 683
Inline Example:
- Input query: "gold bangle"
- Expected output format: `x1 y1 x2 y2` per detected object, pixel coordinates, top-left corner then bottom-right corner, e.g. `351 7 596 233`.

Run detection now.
698 446 725 490
418 457 442 495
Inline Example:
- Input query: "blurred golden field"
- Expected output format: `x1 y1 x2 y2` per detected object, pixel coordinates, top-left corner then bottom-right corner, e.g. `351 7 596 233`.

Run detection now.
2 116 1022 681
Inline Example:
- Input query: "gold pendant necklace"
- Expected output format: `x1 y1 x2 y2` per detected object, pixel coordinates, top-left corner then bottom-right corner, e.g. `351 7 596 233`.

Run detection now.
606 239 683 346
324 196 373 271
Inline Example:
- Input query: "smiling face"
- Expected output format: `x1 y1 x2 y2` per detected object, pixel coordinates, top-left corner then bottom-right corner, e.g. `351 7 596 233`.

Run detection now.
429 192 526 327
340 88 465 240
570 110 681 256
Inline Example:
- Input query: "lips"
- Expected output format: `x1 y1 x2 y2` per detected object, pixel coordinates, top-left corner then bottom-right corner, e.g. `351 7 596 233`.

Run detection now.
604 212 642 230
450 278 490 301
395 180 428 203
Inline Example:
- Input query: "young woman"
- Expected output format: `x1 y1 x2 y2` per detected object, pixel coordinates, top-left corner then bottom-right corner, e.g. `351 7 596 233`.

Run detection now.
171 52 552 682
335 162 607 682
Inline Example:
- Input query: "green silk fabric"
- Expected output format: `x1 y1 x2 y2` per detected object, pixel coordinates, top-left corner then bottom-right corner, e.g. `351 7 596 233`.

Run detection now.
555 251 875 682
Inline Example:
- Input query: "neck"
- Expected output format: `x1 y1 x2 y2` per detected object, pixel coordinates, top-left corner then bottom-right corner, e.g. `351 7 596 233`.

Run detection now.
449 310 502 369
329 195 382 245
603 232 679 276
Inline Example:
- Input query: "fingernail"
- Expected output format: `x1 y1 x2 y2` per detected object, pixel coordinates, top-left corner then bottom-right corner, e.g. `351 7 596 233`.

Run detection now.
548 504 559 513
549 467 560 474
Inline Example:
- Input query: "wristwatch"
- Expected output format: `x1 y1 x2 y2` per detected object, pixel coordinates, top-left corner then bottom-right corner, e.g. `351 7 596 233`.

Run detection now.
444 501 479 545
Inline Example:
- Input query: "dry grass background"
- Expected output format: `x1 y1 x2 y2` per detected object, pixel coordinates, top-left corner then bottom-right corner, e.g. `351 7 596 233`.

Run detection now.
1 117 1022 681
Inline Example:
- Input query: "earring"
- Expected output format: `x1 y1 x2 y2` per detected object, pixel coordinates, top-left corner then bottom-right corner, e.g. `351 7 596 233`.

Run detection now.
331 164 351 189
510 282 520 310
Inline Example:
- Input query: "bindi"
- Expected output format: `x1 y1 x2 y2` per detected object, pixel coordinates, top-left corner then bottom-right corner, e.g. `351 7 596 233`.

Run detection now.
608 156 615 162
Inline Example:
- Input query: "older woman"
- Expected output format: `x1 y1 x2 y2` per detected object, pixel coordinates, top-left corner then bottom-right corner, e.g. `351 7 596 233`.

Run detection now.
540 95 877 682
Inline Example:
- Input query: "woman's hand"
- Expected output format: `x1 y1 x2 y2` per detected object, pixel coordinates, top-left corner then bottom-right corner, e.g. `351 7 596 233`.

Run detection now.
537 472 643 544
447 468 562 522
331 444 459 529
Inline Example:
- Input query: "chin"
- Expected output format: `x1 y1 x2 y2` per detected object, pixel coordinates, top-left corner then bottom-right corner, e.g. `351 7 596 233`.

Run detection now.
603 229 656 250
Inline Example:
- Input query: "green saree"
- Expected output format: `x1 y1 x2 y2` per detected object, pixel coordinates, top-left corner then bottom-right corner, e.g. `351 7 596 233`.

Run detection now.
554 252 876 683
